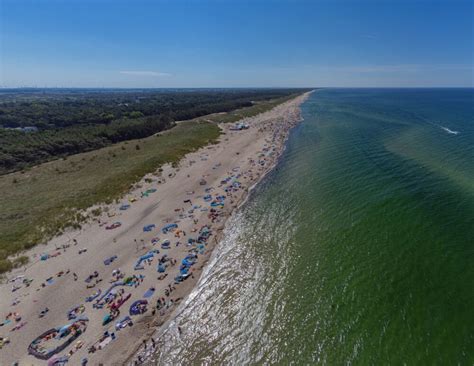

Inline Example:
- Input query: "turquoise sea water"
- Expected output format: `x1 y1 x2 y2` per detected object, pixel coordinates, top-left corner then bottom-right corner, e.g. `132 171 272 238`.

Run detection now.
150 89 474 365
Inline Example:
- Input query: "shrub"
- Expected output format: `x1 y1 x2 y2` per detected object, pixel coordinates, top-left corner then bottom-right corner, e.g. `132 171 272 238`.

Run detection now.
0 259 13 273
12 255 29 268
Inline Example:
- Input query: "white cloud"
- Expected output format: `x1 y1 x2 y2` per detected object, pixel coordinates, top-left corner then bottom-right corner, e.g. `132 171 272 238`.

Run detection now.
339 65 423 73
311 64 474 74
119 70 171 77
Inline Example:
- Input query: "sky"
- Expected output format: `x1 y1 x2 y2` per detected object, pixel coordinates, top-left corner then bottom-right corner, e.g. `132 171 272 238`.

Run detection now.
0 0 473 88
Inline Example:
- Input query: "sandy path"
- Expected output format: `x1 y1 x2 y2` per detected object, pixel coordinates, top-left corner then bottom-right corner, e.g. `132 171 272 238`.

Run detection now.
0 92 311 366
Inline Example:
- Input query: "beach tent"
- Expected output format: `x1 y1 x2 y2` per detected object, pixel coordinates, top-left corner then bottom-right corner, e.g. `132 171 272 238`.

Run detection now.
102 311 119 326
85 289 101 303
129 300 148 316
161 223 178 234
143 287 155 298
28 317 88 360
174 273 191 283
67 305 85 320
134 252 155 270
95 281 125 304
115 316 132 331
115 293 131 309
103 255 117 265
105 222 121 230
143 224 156 232
47 356 69 366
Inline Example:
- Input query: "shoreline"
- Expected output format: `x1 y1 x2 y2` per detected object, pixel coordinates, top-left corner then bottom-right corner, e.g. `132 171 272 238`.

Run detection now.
128 92 311 365
0 91 311 365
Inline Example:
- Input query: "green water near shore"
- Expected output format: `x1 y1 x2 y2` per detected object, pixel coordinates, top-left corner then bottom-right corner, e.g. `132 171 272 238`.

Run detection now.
150 89 474 364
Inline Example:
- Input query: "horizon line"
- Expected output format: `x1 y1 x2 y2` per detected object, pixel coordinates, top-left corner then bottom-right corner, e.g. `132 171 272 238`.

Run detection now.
0 86 472 90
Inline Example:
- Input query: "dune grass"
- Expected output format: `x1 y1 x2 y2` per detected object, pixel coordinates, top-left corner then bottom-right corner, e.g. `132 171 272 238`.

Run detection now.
191 94 297 124
0 121 220 273
0 93 300 274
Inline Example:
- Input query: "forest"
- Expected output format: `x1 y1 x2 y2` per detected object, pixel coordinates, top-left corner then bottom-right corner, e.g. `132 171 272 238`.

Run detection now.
0 88 306 174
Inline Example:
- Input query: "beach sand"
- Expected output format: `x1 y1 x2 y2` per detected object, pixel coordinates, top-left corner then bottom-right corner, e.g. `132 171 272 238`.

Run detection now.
0 92 310 365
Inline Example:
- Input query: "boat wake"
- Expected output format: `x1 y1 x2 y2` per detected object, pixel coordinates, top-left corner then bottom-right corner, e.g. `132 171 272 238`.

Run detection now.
440 126 460 135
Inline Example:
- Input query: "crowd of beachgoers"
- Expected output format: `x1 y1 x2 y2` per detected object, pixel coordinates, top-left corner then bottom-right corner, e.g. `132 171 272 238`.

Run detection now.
0 92 310 365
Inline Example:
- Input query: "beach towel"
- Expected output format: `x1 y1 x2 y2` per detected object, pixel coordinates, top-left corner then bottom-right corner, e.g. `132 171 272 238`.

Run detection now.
143 288 155 298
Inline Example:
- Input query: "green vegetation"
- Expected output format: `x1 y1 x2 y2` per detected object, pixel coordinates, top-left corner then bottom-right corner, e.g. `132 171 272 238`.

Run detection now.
0 89 307 174
0 121 220 273
0 114 174 174
0 89 305 274
195 94 298 124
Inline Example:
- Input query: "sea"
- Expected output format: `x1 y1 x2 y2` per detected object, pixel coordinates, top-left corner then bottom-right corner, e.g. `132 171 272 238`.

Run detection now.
147 89 474 365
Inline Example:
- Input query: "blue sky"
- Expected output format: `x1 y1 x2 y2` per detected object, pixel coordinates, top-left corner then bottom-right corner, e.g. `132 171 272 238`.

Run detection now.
1 0 472 87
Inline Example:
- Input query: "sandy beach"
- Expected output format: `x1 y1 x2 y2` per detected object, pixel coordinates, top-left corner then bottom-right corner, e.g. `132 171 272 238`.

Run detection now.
0 92 310 366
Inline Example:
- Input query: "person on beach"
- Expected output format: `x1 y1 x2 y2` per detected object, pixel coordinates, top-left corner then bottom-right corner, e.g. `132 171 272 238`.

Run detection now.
0 97 306 366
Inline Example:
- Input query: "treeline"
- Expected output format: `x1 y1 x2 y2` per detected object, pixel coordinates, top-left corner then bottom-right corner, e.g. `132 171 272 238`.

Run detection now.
0 114 174 173
0 89 306 173
0 89 302 129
